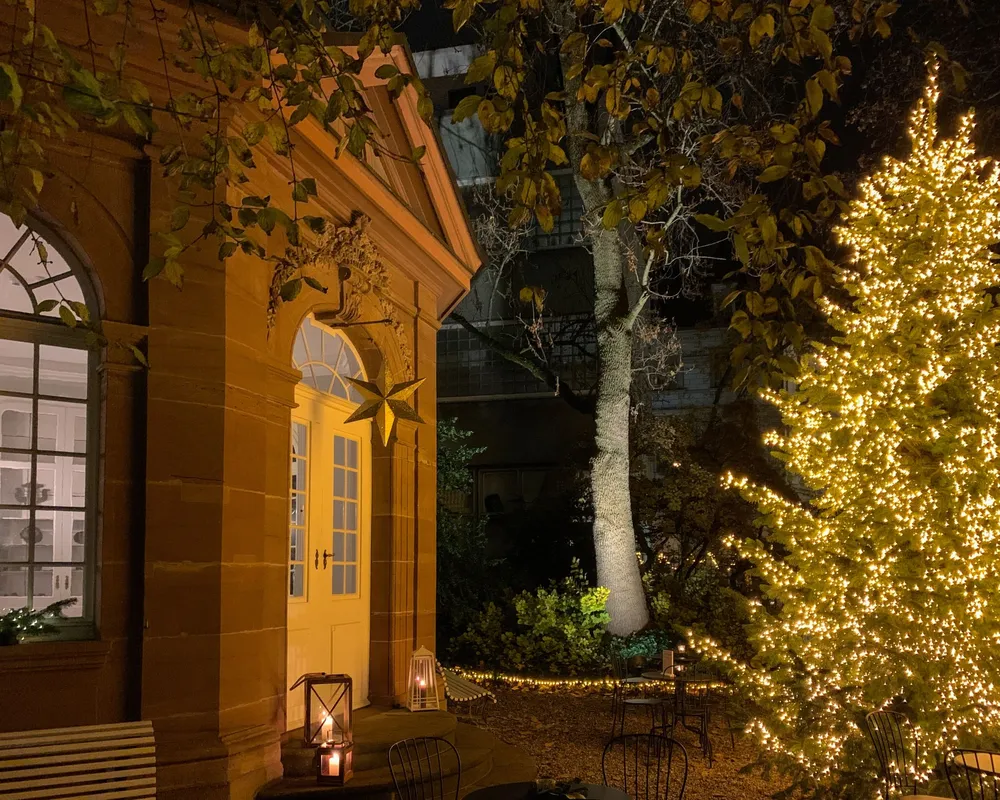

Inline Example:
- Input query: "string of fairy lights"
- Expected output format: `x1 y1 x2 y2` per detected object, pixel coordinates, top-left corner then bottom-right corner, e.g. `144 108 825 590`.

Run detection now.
690 65 1000 783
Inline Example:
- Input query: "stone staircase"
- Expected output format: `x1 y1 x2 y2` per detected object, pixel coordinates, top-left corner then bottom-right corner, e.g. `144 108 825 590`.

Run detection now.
257 708 535 799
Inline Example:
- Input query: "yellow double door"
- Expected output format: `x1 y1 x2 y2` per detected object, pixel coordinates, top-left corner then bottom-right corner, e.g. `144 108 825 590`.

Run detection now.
286 384 371 732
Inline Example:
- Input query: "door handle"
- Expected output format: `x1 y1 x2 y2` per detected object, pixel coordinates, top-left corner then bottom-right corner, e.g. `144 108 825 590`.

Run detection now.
314 549 319 569
322 550 330 569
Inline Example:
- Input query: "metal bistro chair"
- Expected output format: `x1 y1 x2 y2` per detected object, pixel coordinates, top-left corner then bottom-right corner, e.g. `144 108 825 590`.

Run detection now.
389 737 462 800
610 651 664 737
865 710 942 800
948 749 1000 800
602 733 688 800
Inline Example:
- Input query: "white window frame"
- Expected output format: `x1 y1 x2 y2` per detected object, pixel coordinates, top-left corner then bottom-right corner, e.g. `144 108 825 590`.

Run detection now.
0 218 100 640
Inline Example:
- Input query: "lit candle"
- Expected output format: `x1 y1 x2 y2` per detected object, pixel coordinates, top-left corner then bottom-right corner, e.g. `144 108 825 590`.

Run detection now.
320 713 334 742
321 748 341 778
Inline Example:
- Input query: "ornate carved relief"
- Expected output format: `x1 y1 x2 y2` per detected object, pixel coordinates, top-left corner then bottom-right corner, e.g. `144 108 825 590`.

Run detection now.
268 213 413 377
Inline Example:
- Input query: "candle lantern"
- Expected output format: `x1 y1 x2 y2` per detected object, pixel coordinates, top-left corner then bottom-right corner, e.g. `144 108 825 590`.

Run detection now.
289 673 353 746
407 646 440 712
317 741 354 785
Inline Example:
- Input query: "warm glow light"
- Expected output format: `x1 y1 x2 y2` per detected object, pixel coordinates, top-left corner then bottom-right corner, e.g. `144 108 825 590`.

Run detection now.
692 65 1000 785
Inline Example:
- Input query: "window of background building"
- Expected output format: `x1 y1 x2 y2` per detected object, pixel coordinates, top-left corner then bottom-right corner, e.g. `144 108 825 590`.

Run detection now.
479 467 549 515
0 215 98 634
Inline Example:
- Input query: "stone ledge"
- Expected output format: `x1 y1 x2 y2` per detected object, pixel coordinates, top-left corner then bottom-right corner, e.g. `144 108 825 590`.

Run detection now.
0 639 110 673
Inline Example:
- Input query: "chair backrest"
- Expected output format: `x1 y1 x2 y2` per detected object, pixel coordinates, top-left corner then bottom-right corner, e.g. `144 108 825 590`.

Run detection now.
948 749 1000 800
865 710 919 798
602 733 688 800
610 650 628 682
388 736 461 800
0 720 155 799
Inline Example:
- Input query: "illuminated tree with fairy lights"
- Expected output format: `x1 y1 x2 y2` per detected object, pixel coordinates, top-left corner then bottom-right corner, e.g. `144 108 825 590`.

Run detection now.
692 67 1000 794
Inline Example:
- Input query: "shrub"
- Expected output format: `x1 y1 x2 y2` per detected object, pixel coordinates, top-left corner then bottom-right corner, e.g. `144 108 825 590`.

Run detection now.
455 561 610 675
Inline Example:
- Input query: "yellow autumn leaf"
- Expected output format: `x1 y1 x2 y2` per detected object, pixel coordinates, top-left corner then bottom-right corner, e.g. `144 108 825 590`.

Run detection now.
687 0 711 22
757 164 790 182
749 13 775 47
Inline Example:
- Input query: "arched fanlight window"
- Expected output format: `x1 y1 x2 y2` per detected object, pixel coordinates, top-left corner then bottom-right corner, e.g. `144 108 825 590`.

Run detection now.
292 316 366 403
0 214 98 632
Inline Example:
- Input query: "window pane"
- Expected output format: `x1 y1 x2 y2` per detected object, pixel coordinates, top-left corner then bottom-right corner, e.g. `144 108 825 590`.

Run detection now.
38 346 88 400
291 422 307 457
346 533 357 564
346 440 358 468
345 565 357 595
34 458 85 507
334 437 345 466
334 468 345 497
0 464 31 504
0 271 33 314
289 528 304 561
291 492 305 526
0 566 27 612
32 566 53 600
346 471 357 500
0 408 32 453
345 502 357 532
333 532 344 562
331 564 344 595
0 513 28 561
291 459 306 493
0 339 34 394
334 500 344 530
289 564 304 598
71 514 85 563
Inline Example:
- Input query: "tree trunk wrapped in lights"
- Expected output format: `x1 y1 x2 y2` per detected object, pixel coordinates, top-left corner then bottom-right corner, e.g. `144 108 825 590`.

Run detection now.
691 67 1000 795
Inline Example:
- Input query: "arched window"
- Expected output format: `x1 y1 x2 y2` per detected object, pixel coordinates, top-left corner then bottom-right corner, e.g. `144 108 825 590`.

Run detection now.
0 214 98 632
292 316 366 403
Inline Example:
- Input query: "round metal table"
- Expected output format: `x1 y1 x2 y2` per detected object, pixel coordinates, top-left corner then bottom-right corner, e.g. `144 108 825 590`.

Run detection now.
640 670 718 765
954 752 1000 775
464 782 631 800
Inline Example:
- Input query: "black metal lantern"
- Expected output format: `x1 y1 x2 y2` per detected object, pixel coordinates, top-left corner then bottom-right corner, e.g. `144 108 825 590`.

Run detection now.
290 673 353 747
317 741 354 785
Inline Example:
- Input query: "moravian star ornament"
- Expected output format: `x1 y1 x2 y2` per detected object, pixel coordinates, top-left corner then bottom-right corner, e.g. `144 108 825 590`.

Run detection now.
344 366 425 447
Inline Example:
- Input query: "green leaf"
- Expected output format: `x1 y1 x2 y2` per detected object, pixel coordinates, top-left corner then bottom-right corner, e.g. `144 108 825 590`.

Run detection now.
163 260 184 288
303 276 328 293
68 300 90 323
292 182 309 202
465 53 496 85
257 207 279 234
451 94 483 123
0 63 24 111
218 241 238 259
347 123 367 157
734 233 750 266
35 299 60 313
303 216 326 234
142 257 166 281
300 178 317 196
288 104 311 126
58 305 77 328
243 122 266 145
170 205 190 232
242 195 270 207
757 165 790 183
280 278 303 301
374 64 399 79
749 13 775 47
805 77 823 117
127 343 148 367
694 213 730 232
602 200 623 230
411 145 426 163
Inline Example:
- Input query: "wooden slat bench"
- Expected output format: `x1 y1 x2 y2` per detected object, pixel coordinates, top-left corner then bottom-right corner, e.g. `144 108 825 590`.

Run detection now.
0 720 155 799
437 662 496 724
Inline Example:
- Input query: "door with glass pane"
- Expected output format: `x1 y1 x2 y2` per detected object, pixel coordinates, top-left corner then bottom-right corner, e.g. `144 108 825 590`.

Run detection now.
286 384 371 733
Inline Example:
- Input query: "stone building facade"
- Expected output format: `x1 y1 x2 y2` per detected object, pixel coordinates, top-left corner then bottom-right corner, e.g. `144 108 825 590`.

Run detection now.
0 3 479 798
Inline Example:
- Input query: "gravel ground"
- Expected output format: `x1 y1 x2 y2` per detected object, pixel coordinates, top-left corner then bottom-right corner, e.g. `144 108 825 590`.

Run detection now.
477 686 790 800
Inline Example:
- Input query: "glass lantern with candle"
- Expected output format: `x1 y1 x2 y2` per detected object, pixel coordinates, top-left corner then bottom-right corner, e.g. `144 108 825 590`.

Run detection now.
289 673 353 746
317 741 354 785
407 646 440 711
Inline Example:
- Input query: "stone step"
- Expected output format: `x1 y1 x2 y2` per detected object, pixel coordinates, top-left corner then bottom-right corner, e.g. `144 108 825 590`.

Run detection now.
283 709 458 778
259 716 499 800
